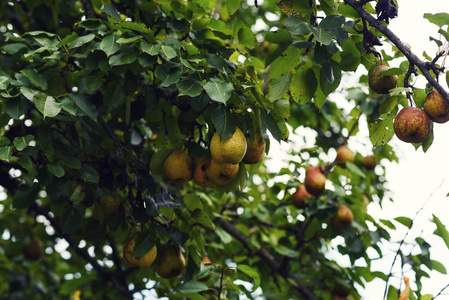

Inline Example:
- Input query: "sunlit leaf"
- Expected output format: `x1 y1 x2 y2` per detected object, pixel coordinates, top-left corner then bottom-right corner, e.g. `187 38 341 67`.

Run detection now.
433 215 449 250
204 78 233 104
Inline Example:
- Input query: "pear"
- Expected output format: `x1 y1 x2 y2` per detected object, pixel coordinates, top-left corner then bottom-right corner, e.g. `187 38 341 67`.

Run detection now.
334 145 354 167
305 166 326 196
24 240 42 260
393 107 431 143
243 131 266 164
291 185 312 209
368 65 398 94
163 150 193 184
155 245 186 279
123 233 157 267
206 158 239 185
360 155 377 171
332 204 354 229
193 156 214 187
210 127 247 164
423 89 449 123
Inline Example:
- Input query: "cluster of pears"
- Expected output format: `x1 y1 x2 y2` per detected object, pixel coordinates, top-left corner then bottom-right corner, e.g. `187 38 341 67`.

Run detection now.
122 232 186 279
163 127 266 187
369 65 449 144
291 145 376 229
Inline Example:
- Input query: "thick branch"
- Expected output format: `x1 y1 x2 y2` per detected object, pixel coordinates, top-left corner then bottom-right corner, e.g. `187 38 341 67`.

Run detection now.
214 217 317 300
345 0 449 103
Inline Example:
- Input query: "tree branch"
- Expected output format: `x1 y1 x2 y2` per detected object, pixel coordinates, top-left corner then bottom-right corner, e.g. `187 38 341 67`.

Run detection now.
214 216 317 300
344 0 449 103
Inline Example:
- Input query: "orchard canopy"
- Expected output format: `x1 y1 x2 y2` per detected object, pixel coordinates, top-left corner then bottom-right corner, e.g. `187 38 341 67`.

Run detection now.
1 0 449 299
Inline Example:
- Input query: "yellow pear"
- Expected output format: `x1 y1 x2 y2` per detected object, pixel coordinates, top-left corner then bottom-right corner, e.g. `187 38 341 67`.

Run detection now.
193 156 214 187
123 233 157 267
210 127 247 164
332 204 354 229
242 131 266 164
163 150 193 184
360 155 377 171
206 158 239 185
155 245 186 279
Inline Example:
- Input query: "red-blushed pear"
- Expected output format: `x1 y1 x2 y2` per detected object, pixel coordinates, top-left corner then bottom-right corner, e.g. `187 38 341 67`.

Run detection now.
423 90 449 123
291 185 312 208
393 107 431 143
305 167 326 196
242 131 266 164
360 155 377 171
193 156 214 187
368 65 398 94
334 145 354 167
205 158 239 185
332 204 354 229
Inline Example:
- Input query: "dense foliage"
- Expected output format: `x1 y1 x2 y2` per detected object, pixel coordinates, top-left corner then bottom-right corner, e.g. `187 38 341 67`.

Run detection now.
1 0 449 299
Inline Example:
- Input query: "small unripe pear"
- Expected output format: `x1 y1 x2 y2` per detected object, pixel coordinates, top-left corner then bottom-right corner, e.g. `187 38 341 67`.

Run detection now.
332 204 354 229
155 245 186 279
335 145 354 167
163 150 193 184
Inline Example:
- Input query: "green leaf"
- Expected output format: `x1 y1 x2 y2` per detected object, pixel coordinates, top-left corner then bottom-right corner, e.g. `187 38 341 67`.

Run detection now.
47 164 65 178
0 137 10 147
13 135 34 151
109 48 138 66
21 69 47 89
270 45 301 78
211 105 236 140
176 281 209 294
204 78 233 104
268 73 291 101
237 264 261 292
379 96 402 114
238 27 257 47
103 3 122 21
431 260 447 274
133 231 156 257
0 147 13 161
433 214 449 250
66 33 95 49
346 162 366 178
192 209 215 230
70 94 98 120
141 42 161 56
34 93 62 118
424 13 449 28
277 0 313 19
121 21 150 33
60 206 82 233
291 65 316 104
320 15 345 29
177 77 203 97
5 97 28 119
369 113 395 146
311 26 335 45
100 35 120 56
183 194 203 211
228 0 240 14
274 245 298 257
17 155 37 177
155 65 182 87
104 81 125 109
80 164 100 183
394 216 412 228
265 29 293 44
284 17 312 35
13 183 39 209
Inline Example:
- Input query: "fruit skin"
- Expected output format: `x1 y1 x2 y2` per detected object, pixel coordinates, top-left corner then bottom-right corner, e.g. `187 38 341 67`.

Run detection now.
210 127 247 164
332 204 354 229
24 240 42 260
423 90 449 123
242 131 266 164
94 194 124 220
206 158 239 185
123 233 157 267
393 107 431 143
155 245 186 279
335 145 354 167
163 150 193 185
291 185 312 208
360 155 377 171
368 65 398 94
193 156 214 187
305 167 326 196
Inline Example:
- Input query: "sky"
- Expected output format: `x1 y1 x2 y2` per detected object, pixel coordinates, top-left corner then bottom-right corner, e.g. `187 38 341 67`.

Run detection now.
267 0 449 299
